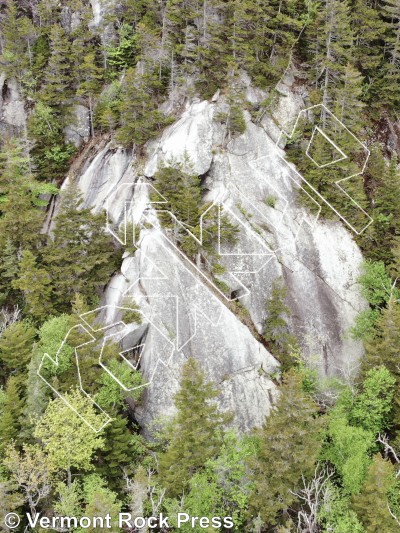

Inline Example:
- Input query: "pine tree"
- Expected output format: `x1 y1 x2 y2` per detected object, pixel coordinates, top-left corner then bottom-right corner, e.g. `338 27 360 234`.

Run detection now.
43 185 121 313
117 67 171 146
41 24 74 108
0 139 54 250
107 23 139 72
351 455 398 532
351 0 385 75
332 63 365 131
308 0 354 108
363 299 400 433
379 0 400 110
263 277 298 370
12 250 54 322
0 480 24 529
248 370 323 526
82 474 122 530
0 321 36 376
96 415 145 490
0 377 24 452
28 101 75 183
196 0 233 97
0 239 20 307
158 358 232 497
375 155 400 219
76 50 104 136
0 0 35 85
153 158 202 229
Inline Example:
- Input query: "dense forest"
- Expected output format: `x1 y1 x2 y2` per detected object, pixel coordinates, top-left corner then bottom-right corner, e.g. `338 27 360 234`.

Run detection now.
1 0 400 531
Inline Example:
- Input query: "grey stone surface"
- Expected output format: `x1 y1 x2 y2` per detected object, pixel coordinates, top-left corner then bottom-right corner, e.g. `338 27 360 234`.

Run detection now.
0 74 26 137
52 89 367 432
64 104 91 148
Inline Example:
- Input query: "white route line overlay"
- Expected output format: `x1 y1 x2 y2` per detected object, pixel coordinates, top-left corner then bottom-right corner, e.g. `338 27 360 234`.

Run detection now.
105 180 276 301
37 302 175 433
274 103 373 235
37 233 230 432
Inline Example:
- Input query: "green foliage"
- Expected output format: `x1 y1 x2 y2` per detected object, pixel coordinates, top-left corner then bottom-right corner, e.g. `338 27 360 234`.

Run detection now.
0 0 35 88
28 102 75 183
37 315 74 376
41 24 74 107
363 300 400 434
351 454 399 532
358 260 397 307
0 377 24 452
0 239 20 306
352 260 398 339
94 81 122 132
166 431 255 531
2 443 53 515
95 359 143 409
107 23 138 73
81 474 123 531
320 381 391 497
34 389 105 481
158 358 232 497
153 157 238 258
43 185 121 313
323 413 374 495
319 483 364 533
0 320 36 375
350 366 395 434
248 369 323 526
0 139 57 249
264 277 298 370
12 250 54 322
96 416 146 490
117 67 172 146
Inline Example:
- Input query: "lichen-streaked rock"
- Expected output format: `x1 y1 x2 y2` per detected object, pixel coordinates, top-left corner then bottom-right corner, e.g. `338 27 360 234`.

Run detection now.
48 89 367 432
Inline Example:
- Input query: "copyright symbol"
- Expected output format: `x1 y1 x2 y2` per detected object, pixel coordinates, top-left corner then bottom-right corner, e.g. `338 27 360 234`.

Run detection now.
4 513 20 529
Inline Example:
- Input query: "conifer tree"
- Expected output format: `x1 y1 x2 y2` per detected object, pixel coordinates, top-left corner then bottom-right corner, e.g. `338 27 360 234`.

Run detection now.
308 0 354 108
0 139 54 250
363 299 400 433
12 250 54 322
248 370 323 526
44 185 121 313
81 474 122 530
0 239 20 307
333 63 365 131
0 321 36 376
0 480 24 529
351 455 398 532
96 416 145 490
41 24 74 108
351 0 385 75
0 377 24 452
28 102 75 183
158 358 232 497
107 23 139 72
263 278 297 370
0 0 36 86
117 67 170 146
379 0 400 110
76 50 104 137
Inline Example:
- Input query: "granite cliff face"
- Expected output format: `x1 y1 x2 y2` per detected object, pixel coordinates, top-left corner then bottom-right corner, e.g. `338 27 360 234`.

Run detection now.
53 86 367 432
0 0 368 429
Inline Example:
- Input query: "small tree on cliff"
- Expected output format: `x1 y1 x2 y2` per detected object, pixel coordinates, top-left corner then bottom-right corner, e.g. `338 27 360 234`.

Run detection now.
158 358 232 496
